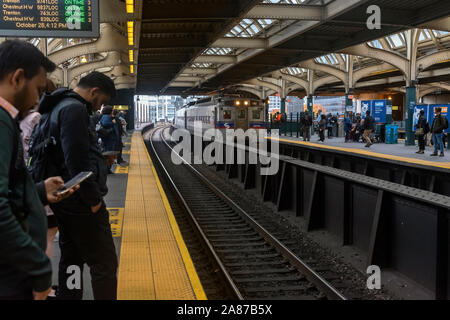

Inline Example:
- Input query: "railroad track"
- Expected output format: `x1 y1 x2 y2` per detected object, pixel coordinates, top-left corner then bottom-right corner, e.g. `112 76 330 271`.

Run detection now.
147 125 346 300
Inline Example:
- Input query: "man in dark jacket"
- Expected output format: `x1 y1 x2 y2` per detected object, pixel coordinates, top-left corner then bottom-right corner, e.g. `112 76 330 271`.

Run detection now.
363 110 376 148
0 40 72 300
38 72 118 300
300 112 312 142
430 107 447 157
415 109 428 154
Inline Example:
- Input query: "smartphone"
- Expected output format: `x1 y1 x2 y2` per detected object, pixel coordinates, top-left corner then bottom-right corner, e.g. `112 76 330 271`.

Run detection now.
57 172 93 196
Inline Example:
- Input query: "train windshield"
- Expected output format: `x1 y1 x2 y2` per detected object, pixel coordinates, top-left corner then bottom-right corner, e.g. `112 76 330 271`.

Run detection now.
252 109 262 120
223 110 232 119
238 110 247 120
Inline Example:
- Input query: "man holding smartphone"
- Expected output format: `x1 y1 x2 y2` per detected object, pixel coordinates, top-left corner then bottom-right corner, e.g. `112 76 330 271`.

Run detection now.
37 72 118 300
0 40 81 300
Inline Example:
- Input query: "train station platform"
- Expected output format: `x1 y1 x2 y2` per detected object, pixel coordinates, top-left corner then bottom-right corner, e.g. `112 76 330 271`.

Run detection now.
51 132 206 300
117 132 205 300
268 135 450 171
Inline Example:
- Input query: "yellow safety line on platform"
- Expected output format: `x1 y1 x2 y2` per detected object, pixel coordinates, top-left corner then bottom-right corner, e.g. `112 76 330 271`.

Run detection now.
143 134 207 301
267 137 450 170
117 132 206 300
108 208 124 237
114 165 129 174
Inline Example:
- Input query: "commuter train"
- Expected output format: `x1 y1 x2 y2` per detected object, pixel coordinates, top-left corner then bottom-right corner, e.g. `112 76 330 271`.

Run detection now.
174 96 266 134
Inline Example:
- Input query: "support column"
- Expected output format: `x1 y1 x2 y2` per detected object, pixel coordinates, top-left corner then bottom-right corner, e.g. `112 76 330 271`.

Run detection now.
280 97 286 114
345 91 354 113
307 95 314 116
405 86 417 146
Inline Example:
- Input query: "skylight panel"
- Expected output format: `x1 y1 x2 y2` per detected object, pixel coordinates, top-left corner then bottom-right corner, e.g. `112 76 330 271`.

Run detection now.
389 34 403 47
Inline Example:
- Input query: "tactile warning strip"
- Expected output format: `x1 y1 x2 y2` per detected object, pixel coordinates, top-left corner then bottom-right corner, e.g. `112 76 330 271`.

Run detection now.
117 131 206 300
268 136 450 170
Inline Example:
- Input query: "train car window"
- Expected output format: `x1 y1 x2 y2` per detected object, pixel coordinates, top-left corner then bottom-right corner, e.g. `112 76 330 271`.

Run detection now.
238 110 247 120
223 110 232 119
252 109 262 120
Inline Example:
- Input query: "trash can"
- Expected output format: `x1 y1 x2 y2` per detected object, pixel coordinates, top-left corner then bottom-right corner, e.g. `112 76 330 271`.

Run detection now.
385 125 398 144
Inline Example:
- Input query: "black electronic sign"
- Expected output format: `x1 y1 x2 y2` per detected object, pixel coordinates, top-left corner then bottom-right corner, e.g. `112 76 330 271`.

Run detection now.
0 0 99 38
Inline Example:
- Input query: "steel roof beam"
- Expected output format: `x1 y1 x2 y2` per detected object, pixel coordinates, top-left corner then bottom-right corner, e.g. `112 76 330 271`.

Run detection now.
183 68 217 75
194 55 237 64
169 81 197 87
212 38 266 49
246 4 323 21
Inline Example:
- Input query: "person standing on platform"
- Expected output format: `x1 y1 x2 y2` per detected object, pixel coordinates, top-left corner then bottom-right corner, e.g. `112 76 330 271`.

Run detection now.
363 110 375 148
415 109 429 154
430 107 447 157
113 110 128 166
353 113 362 142
0 40 63 300
301 112 312 142
326 113 333 138
344 112 353 142
100 105 117 153
318 113 327 142
37 72 118 300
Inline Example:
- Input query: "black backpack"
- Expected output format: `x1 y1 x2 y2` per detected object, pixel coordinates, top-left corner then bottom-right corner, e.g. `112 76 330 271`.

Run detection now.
444 117 449 130
28 100 72 182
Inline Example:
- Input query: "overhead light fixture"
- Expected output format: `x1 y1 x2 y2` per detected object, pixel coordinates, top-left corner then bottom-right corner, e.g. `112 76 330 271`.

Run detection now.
81 55 87 63
129 49 134 62
127 21 134 46
235 100 241 106
244 101 249 106
130 65 134 74
126 0 134 14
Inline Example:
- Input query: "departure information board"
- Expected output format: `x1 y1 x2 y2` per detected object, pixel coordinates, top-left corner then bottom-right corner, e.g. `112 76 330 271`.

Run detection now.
0 0 99 38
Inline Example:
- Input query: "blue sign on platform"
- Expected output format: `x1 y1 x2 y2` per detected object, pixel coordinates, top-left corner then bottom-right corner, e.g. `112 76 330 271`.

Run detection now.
361 101 371 119
372 100 386 124
413 104 429 129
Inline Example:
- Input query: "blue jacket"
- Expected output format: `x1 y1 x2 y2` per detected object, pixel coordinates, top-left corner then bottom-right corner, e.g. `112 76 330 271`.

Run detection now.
344 117 352 132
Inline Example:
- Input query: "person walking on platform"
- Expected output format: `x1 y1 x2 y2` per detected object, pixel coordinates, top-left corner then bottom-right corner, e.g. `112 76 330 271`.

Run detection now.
0 40 77 300
37 71 118 300
363 110 375 148
430 107 448 157
301 112 312 142
415 109 429 154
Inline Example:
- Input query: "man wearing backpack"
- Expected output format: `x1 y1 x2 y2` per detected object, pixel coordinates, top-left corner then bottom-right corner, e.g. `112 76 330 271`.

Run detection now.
35 72 118 300
0 40 67 300
430 107 447 157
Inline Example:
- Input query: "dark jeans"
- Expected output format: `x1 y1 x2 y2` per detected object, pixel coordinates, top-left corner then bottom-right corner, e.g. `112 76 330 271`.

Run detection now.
327 127 332 138
103 135 117 152
55 205 118 300
115 137 124 163
418 134 425 151
302 126 311 141
345 130 351 142
319 129 325 142
432 133 444 153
